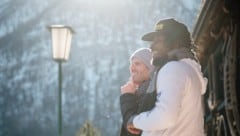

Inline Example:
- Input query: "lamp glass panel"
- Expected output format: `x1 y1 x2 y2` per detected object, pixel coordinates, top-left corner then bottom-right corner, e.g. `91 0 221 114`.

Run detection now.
51 28 72 61
64 30 72 60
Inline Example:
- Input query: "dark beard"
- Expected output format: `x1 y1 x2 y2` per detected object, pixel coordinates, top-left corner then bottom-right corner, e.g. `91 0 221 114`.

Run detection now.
152 55 176 68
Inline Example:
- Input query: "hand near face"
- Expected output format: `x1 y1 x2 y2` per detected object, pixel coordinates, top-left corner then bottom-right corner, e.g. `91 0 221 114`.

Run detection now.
121 80 138 94
127 123 141 134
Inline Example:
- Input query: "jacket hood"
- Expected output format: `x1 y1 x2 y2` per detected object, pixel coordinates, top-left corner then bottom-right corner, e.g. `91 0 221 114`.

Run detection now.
182 59 208 95
167 48 207 94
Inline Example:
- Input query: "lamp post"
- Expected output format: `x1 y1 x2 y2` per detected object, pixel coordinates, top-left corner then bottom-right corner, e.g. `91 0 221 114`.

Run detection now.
48 25 74 136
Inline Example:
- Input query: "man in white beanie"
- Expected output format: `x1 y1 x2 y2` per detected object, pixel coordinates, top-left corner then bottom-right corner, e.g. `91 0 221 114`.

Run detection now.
120 48 154 136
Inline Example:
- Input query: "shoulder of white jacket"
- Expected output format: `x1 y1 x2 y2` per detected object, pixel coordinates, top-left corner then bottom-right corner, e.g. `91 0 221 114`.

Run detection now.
162 60 188 70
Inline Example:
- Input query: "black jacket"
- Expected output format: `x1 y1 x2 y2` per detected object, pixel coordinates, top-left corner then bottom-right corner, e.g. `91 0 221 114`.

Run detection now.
119 80 156 136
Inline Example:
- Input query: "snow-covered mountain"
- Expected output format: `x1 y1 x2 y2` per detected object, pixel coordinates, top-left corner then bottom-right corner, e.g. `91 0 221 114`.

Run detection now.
0 0 201 135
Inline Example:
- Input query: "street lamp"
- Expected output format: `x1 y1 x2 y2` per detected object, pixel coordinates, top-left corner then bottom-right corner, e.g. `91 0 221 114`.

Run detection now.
48 25 74 136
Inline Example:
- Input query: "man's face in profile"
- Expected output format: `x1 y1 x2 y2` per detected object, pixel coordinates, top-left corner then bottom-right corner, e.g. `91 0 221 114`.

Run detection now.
150 35 170 59
129 57 150 84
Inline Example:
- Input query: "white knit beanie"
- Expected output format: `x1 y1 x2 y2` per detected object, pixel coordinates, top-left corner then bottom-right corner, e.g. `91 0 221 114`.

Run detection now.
130 48 154 72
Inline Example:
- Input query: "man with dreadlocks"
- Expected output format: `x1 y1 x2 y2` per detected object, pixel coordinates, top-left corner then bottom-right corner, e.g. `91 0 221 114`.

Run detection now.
126 18 208 136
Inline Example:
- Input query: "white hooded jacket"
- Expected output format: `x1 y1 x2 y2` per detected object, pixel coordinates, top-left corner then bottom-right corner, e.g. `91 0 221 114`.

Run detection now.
133 58 208 136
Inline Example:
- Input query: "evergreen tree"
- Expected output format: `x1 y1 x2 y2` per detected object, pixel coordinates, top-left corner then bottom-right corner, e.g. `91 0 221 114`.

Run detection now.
76 121 101 136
